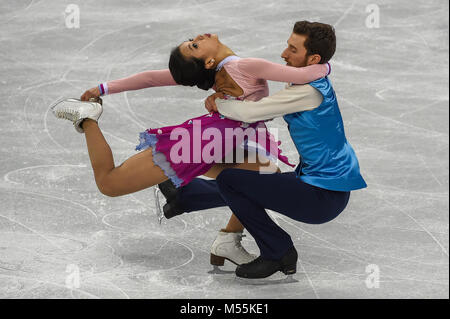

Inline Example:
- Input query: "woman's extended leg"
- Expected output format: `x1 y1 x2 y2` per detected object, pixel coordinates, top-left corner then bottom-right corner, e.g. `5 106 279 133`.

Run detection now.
83 119 168 197
82 117 280 206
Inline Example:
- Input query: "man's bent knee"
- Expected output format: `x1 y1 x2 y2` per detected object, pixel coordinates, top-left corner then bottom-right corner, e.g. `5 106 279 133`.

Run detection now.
216 168 238 187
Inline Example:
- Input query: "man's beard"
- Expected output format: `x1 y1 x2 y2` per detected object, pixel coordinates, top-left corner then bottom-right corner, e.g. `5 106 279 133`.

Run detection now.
285 56 309 67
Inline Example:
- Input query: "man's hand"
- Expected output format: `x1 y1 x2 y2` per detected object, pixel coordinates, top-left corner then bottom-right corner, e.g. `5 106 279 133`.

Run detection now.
204 92 225 113
81 87 101 101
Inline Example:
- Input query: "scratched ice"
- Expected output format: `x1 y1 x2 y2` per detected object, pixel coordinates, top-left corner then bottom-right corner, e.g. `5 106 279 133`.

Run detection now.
0 0 448 298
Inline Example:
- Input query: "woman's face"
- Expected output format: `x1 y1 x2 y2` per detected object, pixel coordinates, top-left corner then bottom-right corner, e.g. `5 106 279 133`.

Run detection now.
179 33 220 63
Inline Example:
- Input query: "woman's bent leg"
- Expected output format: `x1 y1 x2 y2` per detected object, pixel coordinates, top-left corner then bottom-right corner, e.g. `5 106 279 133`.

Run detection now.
83 119 168 197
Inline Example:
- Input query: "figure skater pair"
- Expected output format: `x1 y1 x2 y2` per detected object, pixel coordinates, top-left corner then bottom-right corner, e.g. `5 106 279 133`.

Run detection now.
52 27 334 276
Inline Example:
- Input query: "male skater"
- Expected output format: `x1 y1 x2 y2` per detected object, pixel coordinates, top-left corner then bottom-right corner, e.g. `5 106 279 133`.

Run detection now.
159 20 367 279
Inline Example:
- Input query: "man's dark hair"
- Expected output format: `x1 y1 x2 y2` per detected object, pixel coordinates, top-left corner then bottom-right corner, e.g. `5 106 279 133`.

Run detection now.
293 21 336 63
168 46 215 91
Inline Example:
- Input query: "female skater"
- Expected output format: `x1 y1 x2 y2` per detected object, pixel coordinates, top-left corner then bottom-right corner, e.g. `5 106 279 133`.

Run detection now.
53 32 330 266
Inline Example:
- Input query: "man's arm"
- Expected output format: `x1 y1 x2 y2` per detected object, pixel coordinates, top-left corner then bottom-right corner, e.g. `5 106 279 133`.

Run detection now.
215 84 323 123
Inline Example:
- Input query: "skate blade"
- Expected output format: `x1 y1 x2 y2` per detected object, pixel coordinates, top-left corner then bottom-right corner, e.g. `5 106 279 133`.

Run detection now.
50 98 101 112
207 265 235 275
89 97 103 105
153 187 165 225
49 98 78 112
235 274 297 285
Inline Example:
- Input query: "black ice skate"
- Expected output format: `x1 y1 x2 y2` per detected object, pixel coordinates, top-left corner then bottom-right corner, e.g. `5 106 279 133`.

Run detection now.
235 246 298 279
153 180 184 224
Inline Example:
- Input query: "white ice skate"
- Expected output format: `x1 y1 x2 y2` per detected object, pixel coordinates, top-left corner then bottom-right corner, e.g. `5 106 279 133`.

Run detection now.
51 97 103 133
210 230 257 267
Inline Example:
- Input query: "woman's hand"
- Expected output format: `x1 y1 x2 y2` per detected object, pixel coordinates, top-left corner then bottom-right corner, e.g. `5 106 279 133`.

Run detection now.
205 92 225 113
81 87 101 101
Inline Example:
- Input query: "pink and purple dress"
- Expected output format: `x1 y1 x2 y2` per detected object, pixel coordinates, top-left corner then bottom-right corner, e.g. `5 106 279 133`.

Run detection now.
103 57 330 187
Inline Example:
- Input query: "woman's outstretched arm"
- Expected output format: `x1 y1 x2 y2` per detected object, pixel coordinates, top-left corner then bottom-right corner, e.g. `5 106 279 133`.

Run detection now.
81 69 177 100
104 69 177 94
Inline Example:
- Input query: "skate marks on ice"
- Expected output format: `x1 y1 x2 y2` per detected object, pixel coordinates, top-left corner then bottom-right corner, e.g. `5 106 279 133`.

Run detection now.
0 165 198 298
0 0 448 298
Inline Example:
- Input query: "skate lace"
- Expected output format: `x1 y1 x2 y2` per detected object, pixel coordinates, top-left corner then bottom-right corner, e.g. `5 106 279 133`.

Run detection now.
235 234 251 256
55 108 80 122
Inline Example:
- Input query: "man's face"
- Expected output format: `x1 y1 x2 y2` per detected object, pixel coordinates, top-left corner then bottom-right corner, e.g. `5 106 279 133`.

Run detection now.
281 33 310 67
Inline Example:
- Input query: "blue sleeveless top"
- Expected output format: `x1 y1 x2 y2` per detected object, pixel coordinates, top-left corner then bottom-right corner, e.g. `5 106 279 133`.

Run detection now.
283 77 367 192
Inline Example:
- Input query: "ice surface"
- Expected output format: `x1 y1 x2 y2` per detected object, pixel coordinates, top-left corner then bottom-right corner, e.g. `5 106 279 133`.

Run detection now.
0 0 448 298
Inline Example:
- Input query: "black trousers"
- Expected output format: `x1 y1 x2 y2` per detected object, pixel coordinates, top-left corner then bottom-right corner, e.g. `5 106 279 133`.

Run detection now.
177 170 350 260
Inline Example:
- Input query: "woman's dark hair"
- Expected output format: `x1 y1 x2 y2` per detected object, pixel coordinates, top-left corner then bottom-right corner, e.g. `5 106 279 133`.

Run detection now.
293 21 336 63
169 46 215 90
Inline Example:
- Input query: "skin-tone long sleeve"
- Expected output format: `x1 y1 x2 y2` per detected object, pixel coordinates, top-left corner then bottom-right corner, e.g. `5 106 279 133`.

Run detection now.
103 60 329 96
215 84 323 123
104 69 177 94
235 58 330 85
